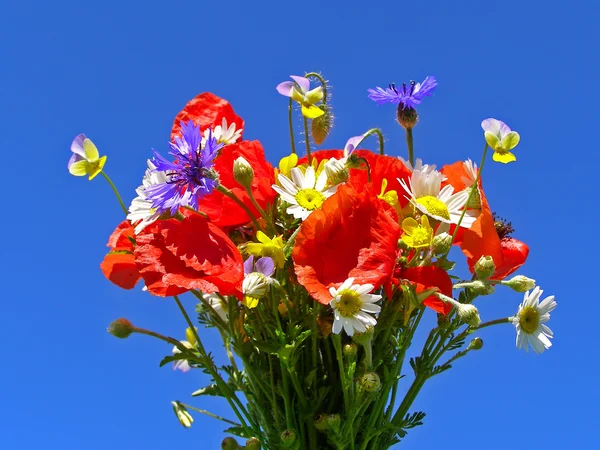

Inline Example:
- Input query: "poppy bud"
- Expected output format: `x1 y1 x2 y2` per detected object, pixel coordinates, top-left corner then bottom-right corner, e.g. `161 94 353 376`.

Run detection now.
221 437 241 450
468 337 484 351
311 104 333 145
233 156 254 189
171 401 193 428
431 232 453 256
107 318 135 339
245 437 261 450
358 372 381 392
503 275 536 293
474 256 496 280
397 106 418 129
469 280 495 295
455 303 481 327
280 429 297 447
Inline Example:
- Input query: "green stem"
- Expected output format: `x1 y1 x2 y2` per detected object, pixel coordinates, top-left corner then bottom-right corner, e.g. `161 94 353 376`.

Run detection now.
216 185 262 231
288 98 296 155
179 403 241 426
305 72 327 102
449 143 489 246
100 171 128 215
476 317 511 330
363 128 385 156
405 128 414 167
303 116 312 164
332 334 350 414
132 327 192 354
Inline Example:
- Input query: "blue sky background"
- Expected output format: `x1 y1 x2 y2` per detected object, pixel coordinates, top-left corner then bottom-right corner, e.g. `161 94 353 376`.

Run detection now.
1 0 597 448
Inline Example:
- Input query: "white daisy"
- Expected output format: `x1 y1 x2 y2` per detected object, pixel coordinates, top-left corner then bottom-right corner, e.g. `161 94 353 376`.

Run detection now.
511 286 557 354
202 118 242 145
127 160 169 234
172 340 194 373
242 273 272 308
399 157 437 174
272 166 337 221
329 278 382 336
204 293 228 322
461 159 478 187
399 164 479 228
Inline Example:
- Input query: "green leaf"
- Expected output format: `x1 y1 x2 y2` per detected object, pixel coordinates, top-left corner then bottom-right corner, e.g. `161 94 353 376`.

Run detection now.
159 353 191 367
224 426 252 438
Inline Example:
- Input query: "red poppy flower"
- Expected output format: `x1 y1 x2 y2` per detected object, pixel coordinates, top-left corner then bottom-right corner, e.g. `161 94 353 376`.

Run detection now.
134 213 244 297
493 238 529 280
100 221 141 290
398 266 453 315
198 140 277 228
292 183 400 304
170 92 244 141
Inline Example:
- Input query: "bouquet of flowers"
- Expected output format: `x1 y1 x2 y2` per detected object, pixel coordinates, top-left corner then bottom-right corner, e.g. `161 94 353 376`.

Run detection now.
68 72 556 450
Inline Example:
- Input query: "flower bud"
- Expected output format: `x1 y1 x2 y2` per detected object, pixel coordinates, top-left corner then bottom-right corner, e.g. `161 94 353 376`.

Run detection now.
221 437 240 450
185 327 197 347
315 415 329 431
397 106 418 129
280 429 297 447
467 185 481 209
171 401 193 428
469 280 495 295
504 275 536 293
454 303 481 327
324 158 350 185
245 437 261 450
311 104 333 145
358 372 381 392
233 156 254 189
431 232 453 256
326 414 341 432
468 337 484 351
474 255 496 280
352 326 374 345
343 343 357 360
107 318 135 339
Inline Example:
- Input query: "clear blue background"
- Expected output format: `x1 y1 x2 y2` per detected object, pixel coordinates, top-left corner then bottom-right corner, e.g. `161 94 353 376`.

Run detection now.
1 0 595 448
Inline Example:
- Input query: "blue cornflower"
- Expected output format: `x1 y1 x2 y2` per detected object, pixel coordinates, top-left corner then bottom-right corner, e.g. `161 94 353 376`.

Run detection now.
146 121 224 215
368 76 437 110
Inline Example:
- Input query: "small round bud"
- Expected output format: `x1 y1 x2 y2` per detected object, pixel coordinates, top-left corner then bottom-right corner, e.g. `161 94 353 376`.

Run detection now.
245 437 261 450
280 429 297 447
352 326 374 345
397 105 418 129
107 318 135 339
315 415 329 431
311 104 333 145
455 303 481 327
221 437 240 450
431 232 453 256
343 343 357 360
324 158 350 185
358 372 381 392
171 401 193 428
468 337 484 351
326 414 341 431
467 185 481 209
233 156 254 189
474 256 496 280
470 280 495 295
504 275 536 293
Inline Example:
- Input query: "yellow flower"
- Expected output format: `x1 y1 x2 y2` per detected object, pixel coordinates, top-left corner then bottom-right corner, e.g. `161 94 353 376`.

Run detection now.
481 118 520 164
276 75 325 119
401 215 433 249
246 231 286 268
278 153 298 178
378 179 403 219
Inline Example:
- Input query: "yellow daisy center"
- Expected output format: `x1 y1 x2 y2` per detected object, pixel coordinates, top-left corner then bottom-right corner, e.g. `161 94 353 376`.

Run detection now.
518 306 539 334
416 195 450 220
335 290 362 317
295 188 326 211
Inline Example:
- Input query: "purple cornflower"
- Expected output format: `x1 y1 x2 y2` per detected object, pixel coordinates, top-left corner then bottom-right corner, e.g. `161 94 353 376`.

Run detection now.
145 121 224 215
368 76 437 110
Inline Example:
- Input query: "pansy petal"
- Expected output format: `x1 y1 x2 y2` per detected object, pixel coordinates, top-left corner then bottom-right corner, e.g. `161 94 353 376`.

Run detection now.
501 131 520 151
481 118 503 136
69 160 90 176
492 151 516 164
484 131 500 150
276 81 295 97
301 104 325 119
290 75 310 94
83 138 100 161
305 86 324 104
71 134 86 157
255 257 275 277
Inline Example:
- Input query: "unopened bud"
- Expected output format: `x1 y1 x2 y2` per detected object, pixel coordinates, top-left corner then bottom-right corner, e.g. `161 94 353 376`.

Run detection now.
326 414 341 431
107 318 135 339
468 337 484 350
358 372 381 392
245 437 261 450
397 105 418 129
221 437 240 450
315 415 329 431
504 275 536 293
311 104 333 145
469 280 495 295
455 303 481 327
474 255 496 280
280 429 297 447
431 232 453 256
233 156 254 189
343 343 357 360
185 327 197 346
467 185 481 209
352 326 374 345
171 401 193 428
324 158 349 185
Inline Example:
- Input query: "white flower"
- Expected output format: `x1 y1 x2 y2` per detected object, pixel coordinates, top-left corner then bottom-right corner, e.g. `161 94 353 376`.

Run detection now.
172 340 194 373
461 159 478 187
242 272 272 308
272 166 337 221
399 164 479 228
202 118 242 145
399 157 437 174
127 160 169 234
204 293 228 322
330 278 381 336
511 287 556 354
171 401 194 428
